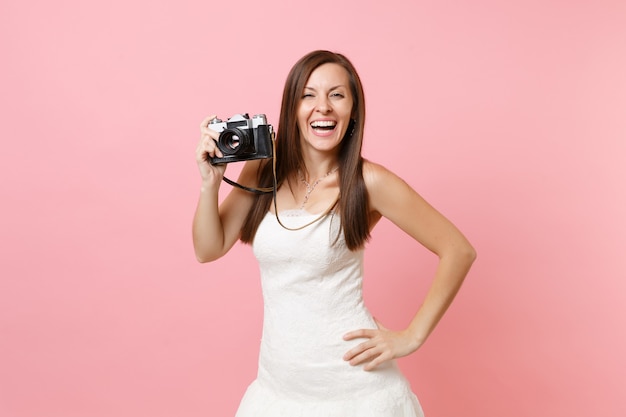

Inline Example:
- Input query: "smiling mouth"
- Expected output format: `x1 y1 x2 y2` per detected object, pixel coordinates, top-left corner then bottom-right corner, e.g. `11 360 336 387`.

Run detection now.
310 121 337 131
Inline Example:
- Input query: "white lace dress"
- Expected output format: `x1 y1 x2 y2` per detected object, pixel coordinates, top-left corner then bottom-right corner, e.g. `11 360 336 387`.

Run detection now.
235 210 424 417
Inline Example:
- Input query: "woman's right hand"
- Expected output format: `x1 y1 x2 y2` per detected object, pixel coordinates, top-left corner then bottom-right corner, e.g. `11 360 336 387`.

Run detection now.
196 115 227 188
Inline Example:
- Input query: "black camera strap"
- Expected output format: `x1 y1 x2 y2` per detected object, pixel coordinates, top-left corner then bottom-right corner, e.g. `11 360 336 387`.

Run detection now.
220 136 337 230
222 175 273 195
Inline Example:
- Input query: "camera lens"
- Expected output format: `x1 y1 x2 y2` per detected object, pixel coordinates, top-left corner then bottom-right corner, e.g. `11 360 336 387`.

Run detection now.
224 133 241 150
218 128 250 155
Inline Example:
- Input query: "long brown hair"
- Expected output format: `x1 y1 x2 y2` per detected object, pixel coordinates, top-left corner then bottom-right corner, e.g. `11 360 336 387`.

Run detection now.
240 50 370 251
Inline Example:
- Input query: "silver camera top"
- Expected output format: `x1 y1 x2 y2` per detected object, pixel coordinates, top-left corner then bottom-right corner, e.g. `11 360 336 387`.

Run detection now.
209 113 269 131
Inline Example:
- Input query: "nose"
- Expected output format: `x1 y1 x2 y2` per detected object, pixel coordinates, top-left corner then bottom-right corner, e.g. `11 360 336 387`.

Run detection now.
316 96 332 113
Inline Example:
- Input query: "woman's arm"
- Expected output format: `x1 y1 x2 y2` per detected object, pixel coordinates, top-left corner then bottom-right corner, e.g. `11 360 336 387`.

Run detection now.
343 160 476 370
192 115 261 263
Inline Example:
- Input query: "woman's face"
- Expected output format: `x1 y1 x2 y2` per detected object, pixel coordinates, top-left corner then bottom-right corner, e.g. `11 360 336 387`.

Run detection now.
296 63 354 156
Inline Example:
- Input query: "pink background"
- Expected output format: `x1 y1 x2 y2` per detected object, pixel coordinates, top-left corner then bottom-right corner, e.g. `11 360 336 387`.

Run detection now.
1 0 625 416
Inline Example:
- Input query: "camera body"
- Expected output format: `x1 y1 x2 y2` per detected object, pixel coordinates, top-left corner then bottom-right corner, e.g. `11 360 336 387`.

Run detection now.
209 113 274 164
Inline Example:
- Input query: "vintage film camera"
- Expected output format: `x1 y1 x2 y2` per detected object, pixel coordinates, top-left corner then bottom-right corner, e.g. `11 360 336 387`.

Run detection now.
208 113 274 164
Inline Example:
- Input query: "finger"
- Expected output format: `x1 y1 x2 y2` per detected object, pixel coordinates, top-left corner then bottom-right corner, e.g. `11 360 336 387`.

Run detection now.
196 138 213 156
196 145 215 166
199 115 217 129
343 340 376 361
207 138 223 158
347 345 381 366
343 328 376 341
200 127 220 142
363 351 392 372
197 134 223 158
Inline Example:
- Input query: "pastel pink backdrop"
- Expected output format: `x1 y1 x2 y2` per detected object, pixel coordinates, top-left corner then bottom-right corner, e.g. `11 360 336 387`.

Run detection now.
1 0 624 416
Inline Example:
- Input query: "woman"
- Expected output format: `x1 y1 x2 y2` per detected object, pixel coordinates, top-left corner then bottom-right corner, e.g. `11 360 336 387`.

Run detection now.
193 50 476 416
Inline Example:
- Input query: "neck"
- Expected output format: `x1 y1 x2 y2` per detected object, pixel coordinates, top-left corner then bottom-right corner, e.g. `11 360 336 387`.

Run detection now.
300 154 339 182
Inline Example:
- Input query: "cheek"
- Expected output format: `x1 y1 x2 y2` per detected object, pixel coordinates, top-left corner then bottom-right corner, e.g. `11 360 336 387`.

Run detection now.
296 107 308 124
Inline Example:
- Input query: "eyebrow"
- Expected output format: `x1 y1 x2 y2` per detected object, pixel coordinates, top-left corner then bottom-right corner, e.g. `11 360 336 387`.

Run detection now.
303 85 346 91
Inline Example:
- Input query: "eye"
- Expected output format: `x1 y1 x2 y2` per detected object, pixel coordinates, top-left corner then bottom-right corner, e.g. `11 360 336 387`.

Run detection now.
302 93 315 99
330 92 345 98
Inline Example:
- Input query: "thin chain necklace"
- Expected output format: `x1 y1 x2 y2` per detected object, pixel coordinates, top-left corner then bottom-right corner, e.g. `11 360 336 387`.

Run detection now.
298 167 338 209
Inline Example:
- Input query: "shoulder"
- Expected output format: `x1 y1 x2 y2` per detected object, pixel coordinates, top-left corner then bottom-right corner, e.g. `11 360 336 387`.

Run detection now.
363 159 396 184
362 159 423 218
362 159 412 197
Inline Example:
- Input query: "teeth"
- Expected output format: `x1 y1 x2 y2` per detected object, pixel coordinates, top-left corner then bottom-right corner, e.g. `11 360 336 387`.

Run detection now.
311 120 336 128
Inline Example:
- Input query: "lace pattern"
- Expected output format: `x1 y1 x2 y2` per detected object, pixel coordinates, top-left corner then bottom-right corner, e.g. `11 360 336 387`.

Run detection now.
234 211 424 417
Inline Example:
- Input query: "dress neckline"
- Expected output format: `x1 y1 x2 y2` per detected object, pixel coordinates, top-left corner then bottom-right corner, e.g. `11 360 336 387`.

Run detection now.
268 208 333 218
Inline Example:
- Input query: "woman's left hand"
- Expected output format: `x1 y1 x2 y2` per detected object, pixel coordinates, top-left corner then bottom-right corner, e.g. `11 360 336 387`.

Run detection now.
342 318 420 371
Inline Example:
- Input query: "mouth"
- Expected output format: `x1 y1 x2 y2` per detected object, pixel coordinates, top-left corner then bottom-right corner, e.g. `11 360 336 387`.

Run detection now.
310 120 337 133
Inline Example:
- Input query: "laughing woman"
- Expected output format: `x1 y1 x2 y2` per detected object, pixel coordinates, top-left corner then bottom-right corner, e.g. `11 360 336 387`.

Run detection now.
193 50 476 417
